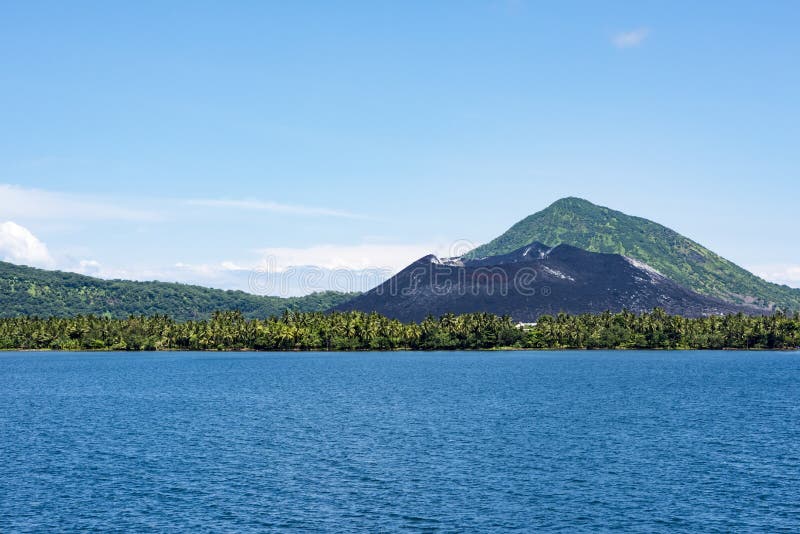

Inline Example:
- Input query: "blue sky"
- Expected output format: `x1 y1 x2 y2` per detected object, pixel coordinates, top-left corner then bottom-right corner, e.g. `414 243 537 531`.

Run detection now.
1 1 798 294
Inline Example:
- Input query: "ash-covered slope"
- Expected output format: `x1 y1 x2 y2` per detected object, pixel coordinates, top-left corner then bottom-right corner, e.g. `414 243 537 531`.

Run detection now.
335 242 763 322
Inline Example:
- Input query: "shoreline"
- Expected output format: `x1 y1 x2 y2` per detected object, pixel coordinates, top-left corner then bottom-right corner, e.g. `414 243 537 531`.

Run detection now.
3 347 799 353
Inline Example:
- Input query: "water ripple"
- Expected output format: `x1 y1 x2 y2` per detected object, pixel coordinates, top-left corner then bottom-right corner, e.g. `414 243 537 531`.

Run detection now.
1 350 799 532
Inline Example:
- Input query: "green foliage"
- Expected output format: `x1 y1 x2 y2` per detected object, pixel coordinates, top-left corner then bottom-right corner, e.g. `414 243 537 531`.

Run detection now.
0 261 356 321
0 311 524 351
523 309 800 350
466 197 800 312
1 309 798 351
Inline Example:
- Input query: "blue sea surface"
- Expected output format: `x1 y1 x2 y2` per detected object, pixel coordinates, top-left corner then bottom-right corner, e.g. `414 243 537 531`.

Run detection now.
1 350 799 532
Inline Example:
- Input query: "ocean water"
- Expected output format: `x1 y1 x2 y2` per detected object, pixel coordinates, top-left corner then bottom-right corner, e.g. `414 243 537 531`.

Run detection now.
1 351 799 532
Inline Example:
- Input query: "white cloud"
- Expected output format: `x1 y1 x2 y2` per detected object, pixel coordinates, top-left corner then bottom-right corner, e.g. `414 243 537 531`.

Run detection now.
186 198 364 219
173 261 234 277
72 259 103 276
0 184 160 221
220 260 246 271
0 210 474 296
166 259 393 296
253 243 441 272
108 242 467 295
0 221 55 268
612 27 650 48
749 264 800 288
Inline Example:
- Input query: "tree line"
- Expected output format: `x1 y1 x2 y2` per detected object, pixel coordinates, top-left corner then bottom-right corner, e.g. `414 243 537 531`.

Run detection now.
1 309 799 351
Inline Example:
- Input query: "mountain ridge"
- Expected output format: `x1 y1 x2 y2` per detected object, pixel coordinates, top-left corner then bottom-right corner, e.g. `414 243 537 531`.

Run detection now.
2 197 796 320
0 260 355 321
466 197 800 312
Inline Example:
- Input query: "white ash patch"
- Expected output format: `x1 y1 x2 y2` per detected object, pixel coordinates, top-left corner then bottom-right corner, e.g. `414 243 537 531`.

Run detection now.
440 257 464 266
541 265 575 281
428 255 465 267
624 257 666 282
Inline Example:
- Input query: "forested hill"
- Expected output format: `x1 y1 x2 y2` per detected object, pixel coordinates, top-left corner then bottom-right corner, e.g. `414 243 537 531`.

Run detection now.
466 197 800 312
0 261 356 321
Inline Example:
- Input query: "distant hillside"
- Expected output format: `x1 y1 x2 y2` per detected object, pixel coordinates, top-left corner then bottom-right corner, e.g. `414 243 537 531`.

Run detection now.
466 197 800 312
0 261 356 321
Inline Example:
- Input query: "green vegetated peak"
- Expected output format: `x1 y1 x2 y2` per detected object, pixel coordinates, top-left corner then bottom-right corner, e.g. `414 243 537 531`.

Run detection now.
467 197 800 311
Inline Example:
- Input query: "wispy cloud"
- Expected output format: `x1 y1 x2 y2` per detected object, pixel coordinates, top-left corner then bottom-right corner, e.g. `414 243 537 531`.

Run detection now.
0 184 160 222
749 264 800 289
186 199 365 219
168 240 477 295
0 223 472 296
0 184 365 224
612 27 650 49
253 243 436 272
